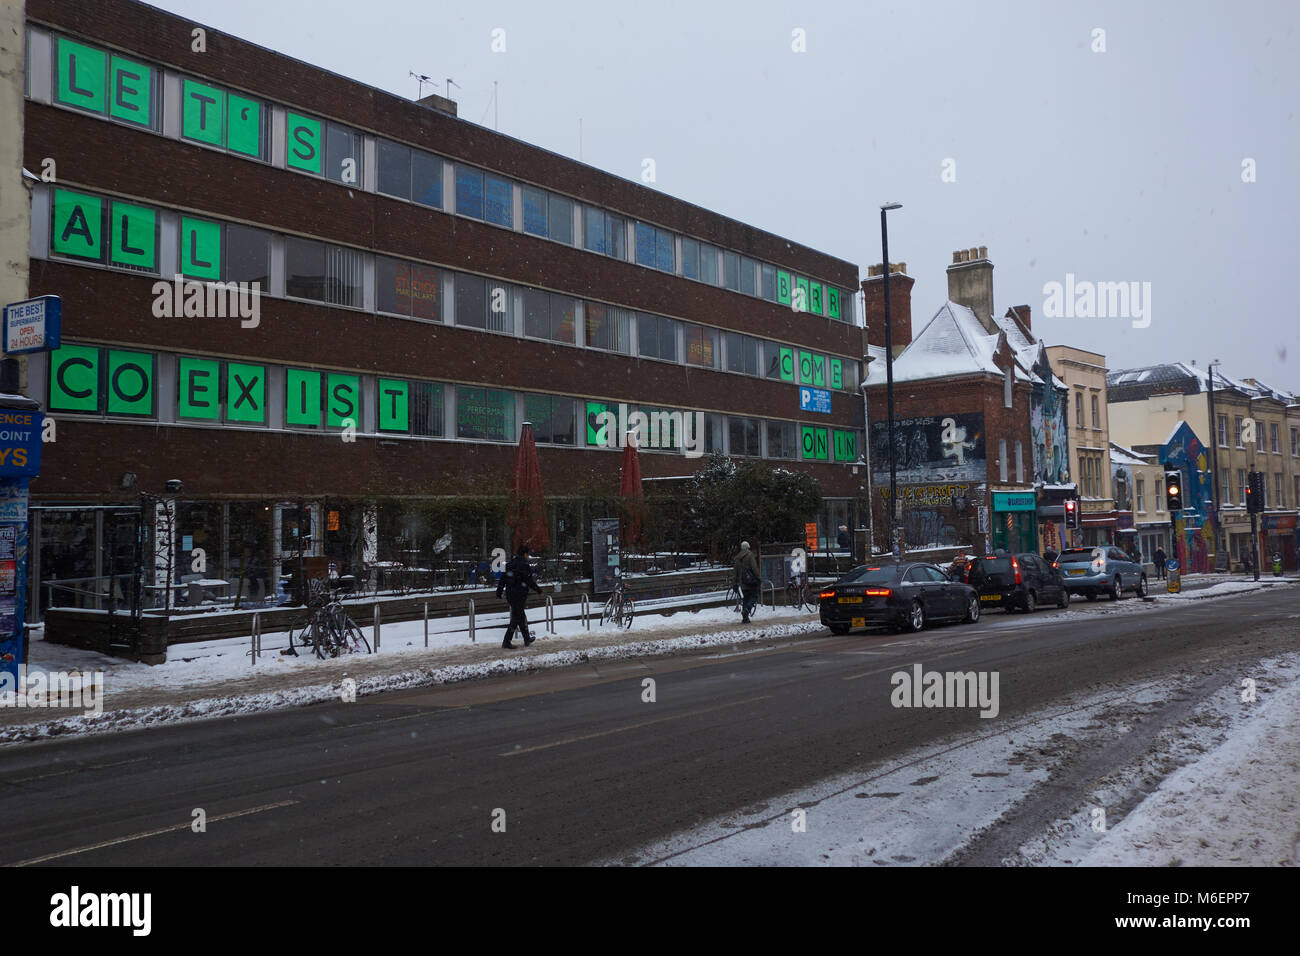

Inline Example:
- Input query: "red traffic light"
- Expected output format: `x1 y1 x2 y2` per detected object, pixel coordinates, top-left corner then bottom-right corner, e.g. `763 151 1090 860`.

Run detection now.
1065 499 1076 513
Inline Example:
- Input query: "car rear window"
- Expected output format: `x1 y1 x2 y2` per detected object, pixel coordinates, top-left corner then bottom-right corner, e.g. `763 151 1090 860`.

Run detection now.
839 566 895 585
1059 549 1095 560
977 556 1013 573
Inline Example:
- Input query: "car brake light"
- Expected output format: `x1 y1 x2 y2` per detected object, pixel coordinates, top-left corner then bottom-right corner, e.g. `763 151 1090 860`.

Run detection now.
819 589 836 600
1012 556 1022 585
864 587 892 597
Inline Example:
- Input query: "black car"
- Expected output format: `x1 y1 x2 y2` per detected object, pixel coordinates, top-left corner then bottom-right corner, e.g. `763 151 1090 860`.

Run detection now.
819 562 981 634
964 552 1069 613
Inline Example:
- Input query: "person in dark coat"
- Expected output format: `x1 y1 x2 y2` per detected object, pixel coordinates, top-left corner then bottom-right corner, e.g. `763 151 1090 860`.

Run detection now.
1153 546 1167 580
497 545 543 648
837 525 851 553
733 540 761 624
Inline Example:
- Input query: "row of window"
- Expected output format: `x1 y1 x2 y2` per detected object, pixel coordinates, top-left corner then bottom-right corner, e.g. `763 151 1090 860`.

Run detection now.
1220 469 1295 509
1216 415 1297 455
34 29 856 322
41 185 860 390
44 344 862 461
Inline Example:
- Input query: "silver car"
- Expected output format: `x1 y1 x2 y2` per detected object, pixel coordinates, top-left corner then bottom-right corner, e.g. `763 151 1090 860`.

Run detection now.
1056 546 1148 601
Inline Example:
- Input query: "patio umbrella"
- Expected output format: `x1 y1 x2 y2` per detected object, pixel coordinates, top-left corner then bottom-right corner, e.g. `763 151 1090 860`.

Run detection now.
507 422 550 553
619 431 647 553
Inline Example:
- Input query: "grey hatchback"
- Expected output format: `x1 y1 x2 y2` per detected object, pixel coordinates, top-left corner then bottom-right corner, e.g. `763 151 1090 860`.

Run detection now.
1056 546 1148 601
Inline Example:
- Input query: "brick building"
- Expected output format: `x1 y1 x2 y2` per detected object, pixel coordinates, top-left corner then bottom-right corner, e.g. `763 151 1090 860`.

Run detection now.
18 0 864 615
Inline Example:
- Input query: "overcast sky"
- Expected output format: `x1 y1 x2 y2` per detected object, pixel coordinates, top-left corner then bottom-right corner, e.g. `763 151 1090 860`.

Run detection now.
148 0 1299 390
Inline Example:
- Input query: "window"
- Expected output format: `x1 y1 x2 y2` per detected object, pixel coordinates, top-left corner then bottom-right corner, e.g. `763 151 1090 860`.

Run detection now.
1275 472 1284 506
548 195 574 245
764 340 792 381
1235 415 1244 447
1295 476 1300 509
454 274 513 333
724 333 759 376
324 123 364 186
1091 394 1100 428
699 244 719 285
1237 468 1247 504
376 140 443 208
455 165 484 219
684 324 717 368
455 166 511 226
637 313 678 362
1292 427 1299 457
1270 423 1279 453
1015 441 1024 483
1075 391 1084 428
54 37 163 131
740 258 757 296
999 439 1008 481
524 394 577 445
409 382 444 437
702 413 725 454
51 189 159 274
523 289 576 343
283 237 362 307
1004 367 1013 408
584 303 631 353
376 257 441 320
634 222 674 272
523 186 548 237
583 207 625 259
1156 476 1164 512
760 263 777 302
456 387 514 441
1136 478 1145 512
1220 469 1230 506
723 251 740 291
179 76 266 157
1218 414 1228 448
766 421 797 459
285 112 361 182
224 224 271 287
680 238 700 279
728 416 761 457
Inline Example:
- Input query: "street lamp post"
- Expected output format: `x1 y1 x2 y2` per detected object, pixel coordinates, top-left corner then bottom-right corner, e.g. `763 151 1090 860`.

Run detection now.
1206 360 1223 570
880 202 902 560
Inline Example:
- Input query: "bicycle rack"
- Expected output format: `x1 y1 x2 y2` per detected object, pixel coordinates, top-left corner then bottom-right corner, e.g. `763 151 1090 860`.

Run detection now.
468 598 476 643
250 612 261 665
762 581 776 609
544 595 556 634
580 593 591 630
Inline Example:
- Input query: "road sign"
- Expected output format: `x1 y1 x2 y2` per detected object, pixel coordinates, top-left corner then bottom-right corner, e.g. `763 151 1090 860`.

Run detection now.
799 386 832 414
1166 559 1180 593
3 296 62 355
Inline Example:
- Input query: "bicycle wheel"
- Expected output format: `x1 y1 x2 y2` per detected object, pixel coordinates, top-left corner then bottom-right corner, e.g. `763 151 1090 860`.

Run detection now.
619 594 635 629
340 618 371 654
601 595 617 627
309 619 335 660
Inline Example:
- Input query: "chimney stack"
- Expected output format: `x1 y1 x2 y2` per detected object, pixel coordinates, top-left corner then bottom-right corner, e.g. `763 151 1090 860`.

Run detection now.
1006 304 1031 333
946 245 995 330
861 262 914 357
416 92 459 117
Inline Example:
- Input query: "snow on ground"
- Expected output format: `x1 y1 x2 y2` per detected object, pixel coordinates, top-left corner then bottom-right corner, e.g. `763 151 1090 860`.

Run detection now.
602 650 1300 867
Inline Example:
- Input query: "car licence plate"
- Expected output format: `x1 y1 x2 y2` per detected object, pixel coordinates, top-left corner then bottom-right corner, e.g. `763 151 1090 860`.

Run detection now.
851 617 865 628
980 594 1000 602
1068 569 1086 576
838 596 863 604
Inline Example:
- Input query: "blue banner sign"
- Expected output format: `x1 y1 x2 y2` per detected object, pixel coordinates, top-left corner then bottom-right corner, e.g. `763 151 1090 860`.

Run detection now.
799 387 832 414
4 296 62 355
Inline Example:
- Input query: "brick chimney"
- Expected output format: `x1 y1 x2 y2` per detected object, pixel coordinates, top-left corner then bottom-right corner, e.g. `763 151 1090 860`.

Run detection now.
1005 304 1031 334
946 246 994 330
861 262 914 357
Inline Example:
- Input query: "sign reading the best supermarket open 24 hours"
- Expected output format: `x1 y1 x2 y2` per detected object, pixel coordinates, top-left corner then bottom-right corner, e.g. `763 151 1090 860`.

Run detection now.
3 297 62 356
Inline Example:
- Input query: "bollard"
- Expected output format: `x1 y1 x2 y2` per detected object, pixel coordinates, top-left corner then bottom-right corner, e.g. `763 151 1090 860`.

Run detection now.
424 602 429 647
373 605 381 651
250 612 260 665
580 593 590 630
545 594 556 634
468 598 476 643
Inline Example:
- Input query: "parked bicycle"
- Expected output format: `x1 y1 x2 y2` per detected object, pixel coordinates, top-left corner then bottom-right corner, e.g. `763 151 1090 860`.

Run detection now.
289 579 372 659
785 569 817 612
726 582 762 618
600 571 635 629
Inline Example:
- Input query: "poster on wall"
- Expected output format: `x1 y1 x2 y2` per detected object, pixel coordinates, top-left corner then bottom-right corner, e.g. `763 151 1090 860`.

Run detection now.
591 517 621 595
871 413 986 483
1031 380 1069 484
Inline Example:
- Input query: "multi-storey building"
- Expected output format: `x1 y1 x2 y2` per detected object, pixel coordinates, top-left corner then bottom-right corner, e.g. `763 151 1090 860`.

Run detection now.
1044 346 1116 547
19 0 864 616
1110 441 1169 563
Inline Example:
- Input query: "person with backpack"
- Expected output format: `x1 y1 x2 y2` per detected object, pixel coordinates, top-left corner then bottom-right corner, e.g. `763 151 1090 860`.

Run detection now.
734 540 761 624
496 545 543 648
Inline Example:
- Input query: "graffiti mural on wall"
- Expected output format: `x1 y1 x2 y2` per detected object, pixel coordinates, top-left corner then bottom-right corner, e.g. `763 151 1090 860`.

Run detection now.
1030 381 1069 484
1112 465 1132 512
1161 421 1214 574
871 413 986 484
901 508 962 548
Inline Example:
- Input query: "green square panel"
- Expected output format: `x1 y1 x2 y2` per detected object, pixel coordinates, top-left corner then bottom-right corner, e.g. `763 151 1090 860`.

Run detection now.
830 358 843 390
51 189 103 261
106 350 154 416
833 430 858 463
794 276 810 313
108 54 152 126
56 37 105 113
178 357 221 420
181 217 222 280
226 362 266 423
286 113 323 174
808 281 823 316
326 373 360 427
776 270 791 306
226 94 263 157
828 287 841 320
286 369 321 427
585 400 612 446
182 79 225 145
109 201 157 270
779 347 795 383
49 344 100 412
801 425 829 461
378 378 409 432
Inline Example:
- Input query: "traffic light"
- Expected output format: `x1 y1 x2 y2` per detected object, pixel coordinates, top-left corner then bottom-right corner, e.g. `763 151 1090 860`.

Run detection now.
1165 470 1183 512
1247 470 1265 514
1064 497 1079 528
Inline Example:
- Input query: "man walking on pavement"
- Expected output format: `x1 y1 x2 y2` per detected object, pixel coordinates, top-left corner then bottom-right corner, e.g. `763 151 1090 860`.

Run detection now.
497 544 543 648
734 540 761 624
1154 545 1167 580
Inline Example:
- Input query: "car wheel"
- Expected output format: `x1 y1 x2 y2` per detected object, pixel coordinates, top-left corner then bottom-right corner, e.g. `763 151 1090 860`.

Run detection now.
1057 587 1069 608
1108 576 1121 601
906 600 926 632
1135 574 1147 598
829 623 850 635
1086 591 1098 602
965 595 981 623
1023 589 1037 613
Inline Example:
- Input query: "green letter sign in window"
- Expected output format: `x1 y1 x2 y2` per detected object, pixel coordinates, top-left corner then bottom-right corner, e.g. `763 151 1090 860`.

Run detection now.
326 373 360 427
56 37 106 113
227 94 263 157
106 350 153 416
49 344 100 412
794 276 810 313
833 429 857 463
830 358 843 390
378 379 409 432
809 281 823 316
776 270 792 306
109 201 157 271
226 362 266 424
827 287 841 320
286 369 321 427
51 189 103 261
182 79 225 146
180 217 222 279
286 113 323 174
109 54 152 126
178 357 221 420
801 425 829 461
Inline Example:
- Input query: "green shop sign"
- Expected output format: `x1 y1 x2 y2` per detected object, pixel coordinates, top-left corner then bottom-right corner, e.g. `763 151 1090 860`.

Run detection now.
993 492 1037 512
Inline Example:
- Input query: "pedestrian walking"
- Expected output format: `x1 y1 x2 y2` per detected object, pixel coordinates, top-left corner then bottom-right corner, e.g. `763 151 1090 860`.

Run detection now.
734 540 761 624
496 545 543 648
837 525 851 553
1153 546 1167 580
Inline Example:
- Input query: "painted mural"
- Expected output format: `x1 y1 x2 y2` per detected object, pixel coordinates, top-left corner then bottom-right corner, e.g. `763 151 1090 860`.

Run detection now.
1111 463 1132 512
1160 421 1214 574
870 413 986 484
1030 354 1069 484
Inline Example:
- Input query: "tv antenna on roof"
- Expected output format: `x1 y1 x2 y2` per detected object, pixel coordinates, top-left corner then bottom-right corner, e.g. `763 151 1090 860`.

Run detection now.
446 77 460 100
410 72 433 99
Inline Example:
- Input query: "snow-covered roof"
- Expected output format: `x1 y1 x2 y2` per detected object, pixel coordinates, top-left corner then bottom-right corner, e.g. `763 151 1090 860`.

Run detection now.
1109 441 1153 467
995 309 1035 352
1108 362 1293 402
882 301 1034 385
